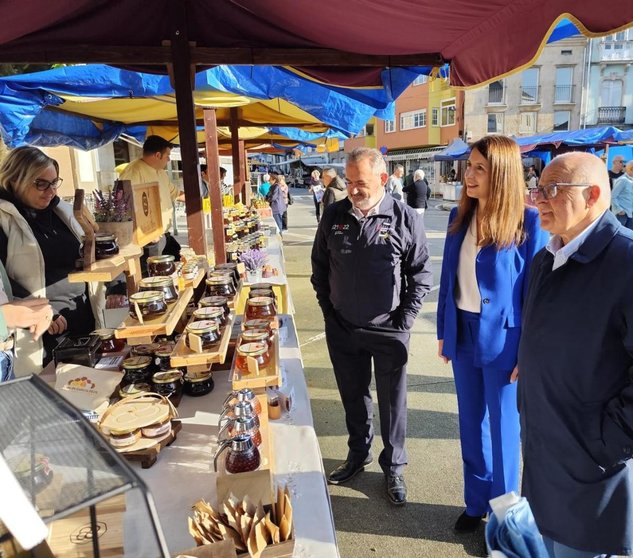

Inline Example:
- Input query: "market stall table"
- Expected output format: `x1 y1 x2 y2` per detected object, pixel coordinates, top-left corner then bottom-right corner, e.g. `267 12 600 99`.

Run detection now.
123 314 338 557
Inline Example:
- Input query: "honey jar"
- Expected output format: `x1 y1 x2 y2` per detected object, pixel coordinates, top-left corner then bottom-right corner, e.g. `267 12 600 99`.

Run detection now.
214 262 240 285
154 343 175 371
243 319 274 341
121 356 153 385
151 369 183 406
147 254 176 277
199 296 230 319
128 291 168 320
206 275 236 298
94 233 120 260
235 342 270 375
192 306 226 327
240 329 269 348
248 288 275 301
119 382 152 398
139 276 178 303
244 296 276 321
183 371 215 396
185 320 221 351
91 328 125 353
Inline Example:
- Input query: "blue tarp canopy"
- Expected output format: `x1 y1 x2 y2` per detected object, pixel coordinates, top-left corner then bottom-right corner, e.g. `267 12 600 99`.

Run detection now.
0 64 407 150
514 126 620 152
614 130 633 143
434 138 471 161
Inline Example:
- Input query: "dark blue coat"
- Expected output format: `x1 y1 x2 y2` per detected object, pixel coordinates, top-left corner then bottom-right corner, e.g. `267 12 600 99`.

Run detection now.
311 195 432 329
518 210 633 555
437 206 548 369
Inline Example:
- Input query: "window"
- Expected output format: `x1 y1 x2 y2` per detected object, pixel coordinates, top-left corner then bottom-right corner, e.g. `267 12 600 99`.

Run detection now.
600 79 623 106
487 113 504 134
519 112 537 134
431 108 439 126
400 109 426 130
440 99 456 126
412 75 428 86
488 80 504 104
521 67 540 104
384 119 395 133
553 111 571 131
554 67 573 103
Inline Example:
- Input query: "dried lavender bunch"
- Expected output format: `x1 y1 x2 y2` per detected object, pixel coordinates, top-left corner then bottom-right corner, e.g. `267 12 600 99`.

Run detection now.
238 248 267 271
93 182 132 222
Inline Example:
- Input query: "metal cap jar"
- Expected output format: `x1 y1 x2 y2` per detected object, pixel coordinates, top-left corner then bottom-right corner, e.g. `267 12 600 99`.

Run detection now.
244 296 276 321
192 306 226 327
147 254 176 277
185 320 221 351
205 275 236 298
235 342 270 375
129 291 167 320
121 355 153 384
94 232 120 260
139 276 178 303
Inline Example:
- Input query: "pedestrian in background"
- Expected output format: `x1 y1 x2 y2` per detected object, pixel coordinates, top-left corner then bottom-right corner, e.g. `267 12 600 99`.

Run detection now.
403 169 430 214
278 174 291 231
258 173 271 198
321 168 347 210
520 152 633 557
385 164 404 201
266 176 287 235
611 161 633 230
312 147 432 506
309 169 324 223
436 135 549 534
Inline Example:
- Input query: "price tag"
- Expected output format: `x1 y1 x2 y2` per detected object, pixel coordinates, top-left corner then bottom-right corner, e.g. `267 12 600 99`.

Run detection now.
202 198 211 214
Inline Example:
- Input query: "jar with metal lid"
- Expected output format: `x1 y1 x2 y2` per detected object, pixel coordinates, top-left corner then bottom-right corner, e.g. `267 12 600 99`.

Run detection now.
147 254 176 277
225 243 239 263
91 328 125 353
206 276 236 298
119 382 152 399
208 269 237 289
153 342 175 371
245 296 276 321
183 371 215 396
248 288 275 302
199 296 230 318
192 306 226 327
181 263 198 280
219 415 262 447
214 263 240 285
185 320 221 352
213 434 260 474
235 342 270 375
240 329 270 348
129 291 168 320
243 319 274 340
94 233 120 260
139 276 178 303
121 356 153 385
151 369 183 406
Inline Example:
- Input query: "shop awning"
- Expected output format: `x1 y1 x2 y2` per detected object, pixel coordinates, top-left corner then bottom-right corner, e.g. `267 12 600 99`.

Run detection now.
434 138 471 161
514 126 620 153
386 146 447 162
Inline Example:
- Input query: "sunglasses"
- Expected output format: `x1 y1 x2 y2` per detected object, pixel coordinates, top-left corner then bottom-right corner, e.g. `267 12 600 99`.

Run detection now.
33 177 63 191
528 182 591 202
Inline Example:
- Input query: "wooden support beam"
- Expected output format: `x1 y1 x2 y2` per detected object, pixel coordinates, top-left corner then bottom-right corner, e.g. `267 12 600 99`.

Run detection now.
229 108 246 204
204 109 226 265
169 5 206 256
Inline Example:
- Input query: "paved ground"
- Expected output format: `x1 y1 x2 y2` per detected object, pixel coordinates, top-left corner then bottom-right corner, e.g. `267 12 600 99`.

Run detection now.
280 189 488 558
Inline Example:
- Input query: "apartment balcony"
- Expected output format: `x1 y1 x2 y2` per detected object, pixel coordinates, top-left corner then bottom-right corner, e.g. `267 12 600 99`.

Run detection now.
554 84 575 104
600 42 633 62
520 85 540 105
597 106 626 124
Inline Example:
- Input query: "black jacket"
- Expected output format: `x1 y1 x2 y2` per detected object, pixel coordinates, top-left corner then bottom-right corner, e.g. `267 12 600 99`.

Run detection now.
311 195 432 330
403 178 430 209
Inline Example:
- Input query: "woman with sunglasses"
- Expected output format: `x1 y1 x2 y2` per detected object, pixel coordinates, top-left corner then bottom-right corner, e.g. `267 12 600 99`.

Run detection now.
436 135 549 534
0 146 105 375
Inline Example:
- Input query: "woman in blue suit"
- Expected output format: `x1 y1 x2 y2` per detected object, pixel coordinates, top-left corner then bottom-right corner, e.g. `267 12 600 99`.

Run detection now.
437 135 549 533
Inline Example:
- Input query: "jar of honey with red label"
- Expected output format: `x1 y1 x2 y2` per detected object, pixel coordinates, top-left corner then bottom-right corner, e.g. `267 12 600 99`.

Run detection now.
235 342 270 375
244 296 276 321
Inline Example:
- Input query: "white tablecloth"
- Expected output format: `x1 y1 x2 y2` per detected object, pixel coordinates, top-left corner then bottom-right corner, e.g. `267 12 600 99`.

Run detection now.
123 316 338 557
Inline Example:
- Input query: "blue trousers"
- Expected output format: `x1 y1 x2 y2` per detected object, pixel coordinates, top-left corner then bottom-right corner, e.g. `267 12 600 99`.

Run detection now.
543 536 614 558
452 310 521 516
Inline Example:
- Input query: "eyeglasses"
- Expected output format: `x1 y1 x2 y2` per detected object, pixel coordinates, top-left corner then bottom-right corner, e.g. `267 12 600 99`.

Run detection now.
528 182 592 203
33 177 63 191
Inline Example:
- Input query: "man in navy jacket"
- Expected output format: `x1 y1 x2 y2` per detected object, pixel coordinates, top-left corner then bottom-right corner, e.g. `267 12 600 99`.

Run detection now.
519 152 633 557
311 147 432 505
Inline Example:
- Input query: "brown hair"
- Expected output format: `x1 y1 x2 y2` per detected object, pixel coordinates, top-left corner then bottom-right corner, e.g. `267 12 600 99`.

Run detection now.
449 135 526 248
0 146 59 200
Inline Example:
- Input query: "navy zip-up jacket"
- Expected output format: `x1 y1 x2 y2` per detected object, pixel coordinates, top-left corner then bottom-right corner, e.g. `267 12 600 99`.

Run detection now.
518 210 633 555
311 195 432 330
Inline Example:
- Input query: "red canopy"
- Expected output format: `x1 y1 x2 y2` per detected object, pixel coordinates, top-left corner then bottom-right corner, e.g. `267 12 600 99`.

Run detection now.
1 0 631 87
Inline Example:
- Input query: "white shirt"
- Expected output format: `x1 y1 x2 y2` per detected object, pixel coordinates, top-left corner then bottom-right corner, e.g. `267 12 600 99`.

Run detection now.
546 210 606 270
349 191 386 221
455 213 482 313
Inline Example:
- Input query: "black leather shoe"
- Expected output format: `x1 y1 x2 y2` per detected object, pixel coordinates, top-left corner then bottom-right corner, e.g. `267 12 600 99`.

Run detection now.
386 474 407 505
328 455 373 485
454 511 484 533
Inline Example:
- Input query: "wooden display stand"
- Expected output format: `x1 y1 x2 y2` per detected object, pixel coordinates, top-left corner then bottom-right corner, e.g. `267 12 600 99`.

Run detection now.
114 287 193 345
215 394 274 506
119 420 182 469
230 333 281 391
170 314 235 373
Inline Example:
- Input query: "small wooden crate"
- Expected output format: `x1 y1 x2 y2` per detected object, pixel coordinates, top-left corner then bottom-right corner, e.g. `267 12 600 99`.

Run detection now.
230 333 281 391
114 287 193 345
216 395 274 506
68 244 143 283
170 314 235 373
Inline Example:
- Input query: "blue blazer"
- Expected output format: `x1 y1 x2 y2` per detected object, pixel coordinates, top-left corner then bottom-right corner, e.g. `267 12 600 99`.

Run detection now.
437 206 549 369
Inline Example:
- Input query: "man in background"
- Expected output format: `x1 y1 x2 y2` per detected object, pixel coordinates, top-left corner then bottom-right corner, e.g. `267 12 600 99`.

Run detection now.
385 164 404 201
608 155 625 189
321 167 347 209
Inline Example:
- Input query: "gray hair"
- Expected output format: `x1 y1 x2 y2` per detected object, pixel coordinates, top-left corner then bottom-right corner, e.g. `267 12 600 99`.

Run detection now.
323 168 337 179
262 173 270 182
394 164 404 172
0 146 59 199
414 169 425 181
347 147 387 176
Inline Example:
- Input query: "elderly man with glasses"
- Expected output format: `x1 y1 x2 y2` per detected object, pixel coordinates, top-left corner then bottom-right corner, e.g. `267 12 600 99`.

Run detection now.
521 151 633 557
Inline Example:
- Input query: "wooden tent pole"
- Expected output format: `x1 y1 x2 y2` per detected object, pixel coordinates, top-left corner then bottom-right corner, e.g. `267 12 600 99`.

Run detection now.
229 107 247 205
204 109 226 265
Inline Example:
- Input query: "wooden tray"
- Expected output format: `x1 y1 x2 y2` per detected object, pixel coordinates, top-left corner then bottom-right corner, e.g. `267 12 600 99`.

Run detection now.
120 420 182 469
230 332 281 390
216 395 274 505
170 314 235 373
180 266 206 289
68 244 143 283
114 287 193 345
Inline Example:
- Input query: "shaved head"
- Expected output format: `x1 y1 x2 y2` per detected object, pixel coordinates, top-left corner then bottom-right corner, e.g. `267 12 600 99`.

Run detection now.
546 152 610 208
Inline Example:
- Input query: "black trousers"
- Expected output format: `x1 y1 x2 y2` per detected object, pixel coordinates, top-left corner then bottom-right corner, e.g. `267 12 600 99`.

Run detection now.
324 311 410 475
